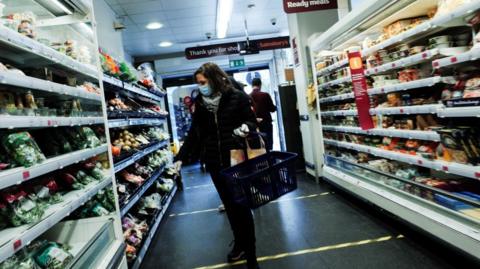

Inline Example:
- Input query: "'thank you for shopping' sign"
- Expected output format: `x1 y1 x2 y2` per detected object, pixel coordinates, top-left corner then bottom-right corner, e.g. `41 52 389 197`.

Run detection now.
283 0 338 14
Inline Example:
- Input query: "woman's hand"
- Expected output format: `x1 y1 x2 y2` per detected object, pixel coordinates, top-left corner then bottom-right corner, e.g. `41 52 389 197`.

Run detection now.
233 124 249 138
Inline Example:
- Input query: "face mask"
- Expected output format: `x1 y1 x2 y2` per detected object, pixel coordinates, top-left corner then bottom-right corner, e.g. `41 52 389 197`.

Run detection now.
199 84 213 96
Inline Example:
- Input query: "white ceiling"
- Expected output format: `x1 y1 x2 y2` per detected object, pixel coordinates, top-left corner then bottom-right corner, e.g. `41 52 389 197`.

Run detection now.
104 0 289 57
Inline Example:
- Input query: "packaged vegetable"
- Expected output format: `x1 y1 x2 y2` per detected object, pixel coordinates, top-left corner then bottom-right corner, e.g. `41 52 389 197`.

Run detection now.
3 191 45 226
33 241 73 269
2 132 46 167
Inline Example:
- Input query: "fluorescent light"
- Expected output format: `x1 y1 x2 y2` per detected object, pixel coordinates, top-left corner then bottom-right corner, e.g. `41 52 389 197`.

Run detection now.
216 0 234 39
50 0 73 15
159 41 173 47
146 22 163 30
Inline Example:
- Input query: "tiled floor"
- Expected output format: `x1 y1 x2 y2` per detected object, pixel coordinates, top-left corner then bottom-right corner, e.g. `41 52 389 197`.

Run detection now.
140 164 478 269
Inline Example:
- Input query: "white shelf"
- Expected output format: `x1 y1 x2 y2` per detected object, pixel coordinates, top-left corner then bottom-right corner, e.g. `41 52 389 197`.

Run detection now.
320 110 358 117
324 139 480 180
322 125 441 141
120 165 166 217
362 1 480 56
0 26 98 79
368 77 456 95
437 106 480 118
318 76 352 90
370 104 442 115
316 58 349 76
323 166 480 259
0 177 112 263
319 92 355 104
0 116 103 129
131 186 177 269
114 140 169 173
103 76 164 102
433 47 480 69
0 144 108 190
108 118 166 128
366 49 440 76
0 71 102 102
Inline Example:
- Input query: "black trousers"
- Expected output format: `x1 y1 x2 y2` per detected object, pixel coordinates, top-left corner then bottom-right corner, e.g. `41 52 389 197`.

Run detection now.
259 123 273 151
209 168 256 257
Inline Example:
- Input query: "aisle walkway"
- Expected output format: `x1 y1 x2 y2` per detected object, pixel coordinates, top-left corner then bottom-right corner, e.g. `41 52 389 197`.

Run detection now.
141 165 475 269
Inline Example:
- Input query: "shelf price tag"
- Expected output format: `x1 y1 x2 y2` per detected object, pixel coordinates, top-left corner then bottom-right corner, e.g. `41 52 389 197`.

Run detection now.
22 171 30 180
13 239 22 251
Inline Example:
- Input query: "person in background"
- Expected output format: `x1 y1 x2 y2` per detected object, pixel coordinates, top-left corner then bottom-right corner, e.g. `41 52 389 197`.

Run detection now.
174 63 260 269
250 78 276 150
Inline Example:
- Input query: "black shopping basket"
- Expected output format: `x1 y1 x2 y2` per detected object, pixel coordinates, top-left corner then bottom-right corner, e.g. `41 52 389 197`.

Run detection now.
220 151 298 209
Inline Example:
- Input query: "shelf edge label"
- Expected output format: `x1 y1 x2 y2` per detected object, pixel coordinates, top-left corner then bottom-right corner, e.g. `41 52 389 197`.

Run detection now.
348 51 374 130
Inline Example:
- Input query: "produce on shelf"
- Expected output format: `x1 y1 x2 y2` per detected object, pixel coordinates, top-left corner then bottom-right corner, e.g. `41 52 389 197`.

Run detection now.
100 49 137 82
2 190 45 227
1 132 46 167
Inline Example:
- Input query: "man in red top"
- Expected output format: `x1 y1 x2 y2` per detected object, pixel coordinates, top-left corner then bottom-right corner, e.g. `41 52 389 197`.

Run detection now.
250 78 276 150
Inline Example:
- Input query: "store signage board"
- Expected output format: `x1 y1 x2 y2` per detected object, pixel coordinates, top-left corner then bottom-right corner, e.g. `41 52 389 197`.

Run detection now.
283 0 338 14
348 51 374 130
185 36 290 60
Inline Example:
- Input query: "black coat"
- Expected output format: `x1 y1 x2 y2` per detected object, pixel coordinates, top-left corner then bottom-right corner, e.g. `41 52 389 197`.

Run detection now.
176 87 257 169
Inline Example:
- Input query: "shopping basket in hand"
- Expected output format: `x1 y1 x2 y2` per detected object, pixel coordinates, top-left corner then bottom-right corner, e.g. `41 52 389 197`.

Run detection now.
220 150 298 209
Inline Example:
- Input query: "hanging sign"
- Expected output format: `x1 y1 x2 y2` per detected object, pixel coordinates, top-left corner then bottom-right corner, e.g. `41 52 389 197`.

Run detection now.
348 51 374 130
185 36 290 60
283 0 338 14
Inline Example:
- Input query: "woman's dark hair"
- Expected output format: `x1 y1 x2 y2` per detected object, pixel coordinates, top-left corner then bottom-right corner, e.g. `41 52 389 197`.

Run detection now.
194 62 232 94
252 78 262 87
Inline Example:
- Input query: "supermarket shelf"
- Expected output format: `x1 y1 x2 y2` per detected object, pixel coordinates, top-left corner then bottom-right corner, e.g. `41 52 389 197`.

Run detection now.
0 144 108 190
321 110 358 117
323 166 480 259
108 118 166 128
319 92 355 104
318 76 351 89
103 76 165 102
433 47 480 69
120 165 166 216
0 116 103 129
368 77 456 95
131 185 177 269
322 125 441 141
0 25 98 79
370 104 442 115
366 49 441 76
324 139 480 180
0 71 102 102
437 106 480 118
114 140 169 173
0 177 112 263
362 1 480 56
316 58 349 76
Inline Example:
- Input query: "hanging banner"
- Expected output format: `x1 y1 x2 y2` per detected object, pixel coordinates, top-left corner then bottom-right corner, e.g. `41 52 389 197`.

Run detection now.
185 36 290 60
348 51 374 130
283 0 338 14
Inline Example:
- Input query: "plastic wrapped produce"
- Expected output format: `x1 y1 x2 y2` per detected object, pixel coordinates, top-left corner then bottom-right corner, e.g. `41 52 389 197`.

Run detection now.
2 132 46 167
33 241 73 269
3 191 45 226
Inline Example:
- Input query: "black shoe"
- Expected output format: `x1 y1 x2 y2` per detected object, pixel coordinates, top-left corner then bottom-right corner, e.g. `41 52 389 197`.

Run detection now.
246 257 260 269
227 242 245 262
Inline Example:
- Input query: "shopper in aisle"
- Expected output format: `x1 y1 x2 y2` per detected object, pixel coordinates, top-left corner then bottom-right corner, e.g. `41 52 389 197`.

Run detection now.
250 78 276 150
174 62 260 269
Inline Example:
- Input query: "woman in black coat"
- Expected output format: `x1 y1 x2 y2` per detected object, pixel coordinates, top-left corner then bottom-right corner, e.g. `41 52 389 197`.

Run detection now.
174 62 259 269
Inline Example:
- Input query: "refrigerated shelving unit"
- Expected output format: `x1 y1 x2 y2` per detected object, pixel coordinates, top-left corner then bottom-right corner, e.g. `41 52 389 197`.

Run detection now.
103 64 176 268
309 0 480 260
0 0 126 267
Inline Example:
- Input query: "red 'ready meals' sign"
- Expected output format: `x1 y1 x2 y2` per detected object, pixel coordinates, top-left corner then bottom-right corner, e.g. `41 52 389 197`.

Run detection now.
283 0 338 14
348 51 374 130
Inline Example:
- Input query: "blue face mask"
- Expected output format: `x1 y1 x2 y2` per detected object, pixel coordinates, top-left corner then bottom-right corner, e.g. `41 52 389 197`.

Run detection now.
199 84 213 96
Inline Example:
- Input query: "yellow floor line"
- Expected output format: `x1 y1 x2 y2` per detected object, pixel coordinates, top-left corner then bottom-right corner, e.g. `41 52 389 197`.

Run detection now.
169 192 332 217
193 234 404 269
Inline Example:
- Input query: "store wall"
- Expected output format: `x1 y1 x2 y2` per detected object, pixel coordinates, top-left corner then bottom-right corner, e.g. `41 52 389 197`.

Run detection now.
287 1 349 178
93 0 126 60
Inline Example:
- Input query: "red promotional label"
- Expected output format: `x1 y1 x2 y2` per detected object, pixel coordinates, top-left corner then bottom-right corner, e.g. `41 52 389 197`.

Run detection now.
283 0 338 14
348 51 374 130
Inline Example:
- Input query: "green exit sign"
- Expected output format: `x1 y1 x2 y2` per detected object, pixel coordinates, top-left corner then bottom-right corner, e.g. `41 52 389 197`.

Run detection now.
229 59 245 68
